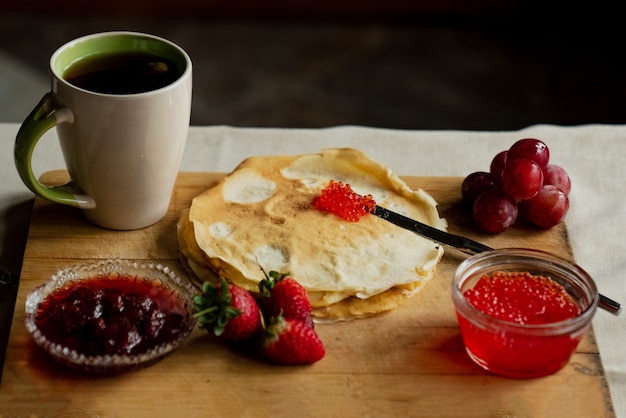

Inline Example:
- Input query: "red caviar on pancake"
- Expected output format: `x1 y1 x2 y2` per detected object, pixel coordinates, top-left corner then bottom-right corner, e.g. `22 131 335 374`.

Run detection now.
314 180 376 222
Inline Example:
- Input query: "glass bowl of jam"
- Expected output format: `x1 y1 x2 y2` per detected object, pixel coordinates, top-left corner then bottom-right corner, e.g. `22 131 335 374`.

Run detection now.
25 259 197 374
451 248 599 379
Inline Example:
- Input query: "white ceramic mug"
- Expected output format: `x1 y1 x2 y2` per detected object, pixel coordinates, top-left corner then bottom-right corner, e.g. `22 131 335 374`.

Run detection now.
14 31 192 230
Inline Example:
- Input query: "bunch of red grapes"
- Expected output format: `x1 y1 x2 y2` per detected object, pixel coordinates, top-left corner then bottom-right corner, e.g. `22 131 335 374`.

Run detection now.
461 138 571 234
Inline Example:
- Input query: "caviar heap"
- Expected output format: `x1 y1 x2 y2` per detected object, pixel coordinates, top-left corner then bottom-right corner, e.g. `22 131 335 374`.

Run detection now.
314 180 376 222
461 138 571 234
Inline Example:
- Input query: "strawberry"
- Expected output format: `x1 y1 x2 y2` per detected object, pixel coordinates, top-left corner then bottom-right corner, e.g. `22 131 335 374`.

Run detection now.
193 278 262 342
258 270 314 328
261 315 325 365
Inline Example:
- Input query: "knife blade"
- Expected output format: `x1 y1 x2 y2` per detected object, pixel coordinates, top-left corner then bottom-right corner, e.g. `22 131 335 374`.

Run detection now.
371 205 622 316
372 205 492 255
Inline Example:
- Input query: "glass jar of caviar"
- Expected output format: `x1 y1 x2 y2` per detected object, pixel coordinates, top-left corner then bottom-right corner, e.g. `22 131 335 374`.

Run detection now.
451 248 599 378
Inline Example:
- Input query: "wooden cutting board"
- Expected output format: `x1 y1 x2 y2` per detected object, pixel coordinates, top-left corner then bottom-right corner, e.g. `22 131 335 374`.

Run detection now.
0 171 615 417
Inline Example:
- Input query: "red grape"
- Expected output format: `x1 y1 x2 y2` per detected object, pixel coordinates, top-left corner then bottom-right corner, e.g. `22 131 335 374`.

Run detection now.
461 138 569 234
489 150 508 185
501 158 544 200
472 189 518 234
521 185 569 229
507 138 550 170
461 171 495 205
543 164 571 195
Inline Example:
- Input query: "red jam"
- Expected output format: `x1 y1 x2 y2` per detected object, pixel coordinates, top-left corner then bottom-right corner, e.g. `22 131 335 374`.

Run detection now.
34 275 190 356
314 180 376 221
458 271 584 378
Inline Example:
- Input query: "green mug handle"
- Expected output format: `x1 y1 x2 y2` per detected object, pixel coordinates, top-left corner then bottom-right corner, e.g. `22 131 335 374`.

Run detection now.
14 93 96 209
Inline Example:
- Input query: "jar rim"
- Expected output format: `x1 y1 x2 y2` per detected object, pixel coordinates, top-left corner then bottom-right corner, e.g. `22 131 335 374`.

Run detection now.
451 248 599 335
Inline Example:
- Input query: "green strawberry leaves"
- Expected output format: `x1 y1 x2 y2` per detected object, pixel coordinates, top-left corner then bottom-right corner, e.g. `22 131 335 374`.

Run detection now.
258 269 289 297
193 278 242 337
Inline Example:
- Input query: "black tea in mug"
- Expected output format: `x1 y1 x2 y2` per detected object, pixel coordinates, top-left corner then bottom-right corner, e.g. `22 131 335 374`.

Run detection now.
63 51 182 94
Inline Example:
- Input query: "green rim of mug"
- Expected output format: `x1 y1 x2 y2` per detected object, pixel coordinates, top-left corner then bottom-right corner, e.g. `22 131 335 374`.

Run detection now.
52 32 188 83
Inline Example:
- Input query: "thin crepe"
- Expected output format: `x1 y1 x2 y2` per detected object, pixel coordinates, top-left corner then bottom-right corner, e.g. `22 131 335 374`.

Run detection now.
177 148 446 321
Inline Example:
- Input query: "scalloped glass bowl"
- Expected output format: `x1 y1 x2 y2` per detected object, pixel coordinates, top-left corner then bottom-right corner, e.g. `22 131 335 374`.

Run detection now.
25 259 197 374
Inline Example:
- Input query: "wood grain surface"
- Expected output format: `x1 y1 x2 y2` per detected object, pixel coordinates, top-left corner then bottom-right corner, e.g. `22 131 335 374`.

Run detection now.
0 171 615 417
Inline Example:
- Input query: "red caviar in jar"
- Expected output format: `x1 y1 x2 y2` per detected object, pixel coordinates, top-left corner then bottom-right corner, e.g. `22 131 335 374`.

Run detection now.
314 180 376 221
464 272 581 324
457 271 585 378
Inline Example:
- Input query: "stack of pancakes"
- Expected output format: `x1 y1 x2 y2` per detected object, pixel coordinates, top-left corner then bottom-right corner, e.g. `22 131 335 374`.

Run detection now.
177 148 446 321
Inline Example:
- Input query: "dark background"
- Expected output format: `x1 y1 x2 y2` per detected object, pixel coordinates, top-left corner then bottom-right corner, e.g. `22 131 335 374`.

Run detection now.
1 1 624 130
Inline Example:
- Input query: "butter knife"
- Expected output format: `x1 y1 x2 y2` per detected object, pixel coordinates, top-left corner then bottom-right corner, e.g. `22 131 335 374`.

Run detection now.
372 205 622 316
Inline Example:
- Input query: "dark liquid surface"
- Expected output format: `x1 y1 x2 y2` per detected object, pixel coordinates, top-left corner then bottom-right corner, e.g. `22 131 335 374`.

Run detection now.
63 51 182 94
